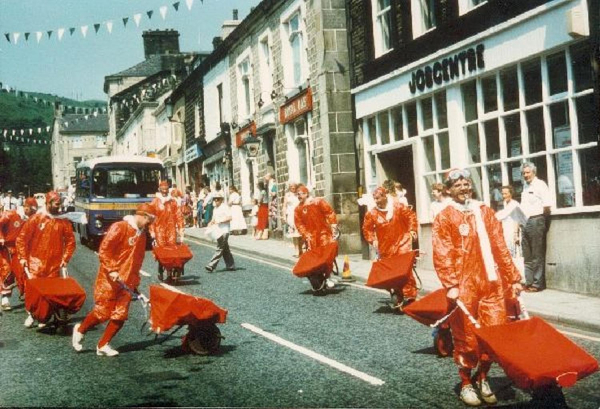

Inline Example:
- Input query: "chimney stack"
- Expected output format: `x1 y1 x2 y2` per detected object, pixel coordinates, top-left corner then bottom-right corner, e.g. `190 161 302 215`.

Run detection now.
142 29 180 59
212 36 223 50
233 9 239 20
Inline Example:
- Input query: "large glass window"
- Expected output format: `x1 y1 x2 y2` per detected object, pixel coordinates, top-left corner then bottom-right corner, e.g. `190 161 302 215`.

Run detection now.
373 0 392 57
283 10 306 88
411 0 436 38
238 58 253 118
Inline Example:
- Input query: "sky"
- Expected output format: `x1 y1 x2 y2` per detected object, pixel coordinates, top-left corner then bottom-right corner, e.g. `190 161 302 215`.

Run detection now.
0 0 259 101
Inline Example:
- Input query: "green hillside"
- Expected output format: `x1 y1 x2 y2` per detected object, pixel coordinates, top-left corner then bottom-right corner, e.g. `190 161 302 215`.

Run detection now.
0 90 105 195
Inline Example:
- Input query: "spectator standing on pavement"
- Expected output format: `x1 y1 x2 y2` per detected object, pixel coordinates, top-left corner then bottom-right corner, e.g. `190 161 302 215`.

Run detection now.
203 185 215 227
204 192 235 272
150 181 184 281
0 197 38 310
495 185 527 281
265 173 279 232
71 203 155 357
16 191 76 328
250 199 259 237
196 185 207 227
520 162 552 292
363 186 418 312
283 182 303 258
429 182 451 221
432 168 522 406
294 185 338 251
383 180 408 206
255 181 269 240
228 185 246 235
2 190 18 211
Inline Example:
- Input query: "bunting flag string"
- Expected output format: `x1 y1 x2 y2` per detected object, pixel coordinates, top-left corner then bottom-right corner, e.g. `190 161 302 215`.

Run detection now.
4 1 193 46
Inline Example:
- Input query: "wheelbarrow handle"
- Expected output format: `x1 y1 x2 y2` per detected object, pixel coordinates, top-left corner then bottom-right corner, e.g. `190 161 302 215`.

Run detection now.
517 295 530 320
429 306 459 328
455 299 481 329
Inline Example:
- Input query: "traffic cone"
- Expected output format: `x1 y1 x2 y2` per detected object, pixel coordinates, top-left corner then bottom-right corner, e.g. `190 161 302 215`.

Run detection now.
340 255 356 282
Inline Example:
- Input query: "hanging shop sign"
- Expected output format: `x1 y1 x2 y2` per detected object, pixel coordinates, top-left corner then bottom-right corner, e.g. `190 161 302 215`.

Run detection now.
184 143 202 164
409 44 485 94
280 87 312 124
235 121 257 148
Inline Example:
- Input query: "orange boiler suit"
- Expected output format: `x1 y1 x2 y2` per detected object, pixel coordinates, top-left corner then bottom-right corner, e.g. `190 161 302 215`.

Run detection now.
16 212 75 278
0 210 26 295
88 216 147 321
362 202 418 299
149 195 184 247
432 201 521 370
294 197 337 250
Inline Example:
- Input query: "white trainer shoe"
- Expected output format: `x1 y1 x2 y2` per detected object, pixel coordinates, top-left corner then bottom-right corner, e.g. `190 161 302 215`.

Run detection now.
1 296 11 311
72 323 84 352
24 313 34 328
460 384 482 407
96 344 119 357
325 278 335 289
477 379 497 404
37 322 46 329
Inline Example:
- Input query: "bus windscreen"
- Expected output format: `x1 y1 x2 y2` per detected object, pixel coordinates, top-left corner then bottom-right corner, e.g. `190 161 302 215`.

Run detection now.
91 166 162 198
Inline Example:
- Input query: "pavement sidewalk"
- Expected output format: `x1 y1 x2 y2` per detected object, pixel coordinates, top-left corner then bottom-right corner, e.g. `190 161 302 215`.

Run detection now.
185 227 600 333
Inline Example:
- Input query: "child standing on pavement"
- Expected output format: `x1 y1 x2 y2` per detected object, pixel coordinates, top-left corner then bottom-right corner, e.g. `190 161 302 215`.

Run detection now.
250 199 259 238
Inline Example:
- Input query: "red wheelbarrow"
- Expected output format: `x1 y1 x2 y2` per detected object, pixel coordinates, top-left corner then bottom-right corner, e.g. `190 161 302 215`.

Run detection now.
152 243 193 284
292 242 339 295
24 269 86 333
147 284 227 355
456 299 599 390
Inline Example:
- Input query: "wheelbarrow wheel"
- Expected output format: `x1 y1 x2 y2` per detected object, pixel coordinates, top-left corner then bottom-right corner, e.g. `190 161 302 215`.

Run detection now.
434 326 454 357
53 309 70 335
168 268 181 284
185 323 222 355
308 274 326 295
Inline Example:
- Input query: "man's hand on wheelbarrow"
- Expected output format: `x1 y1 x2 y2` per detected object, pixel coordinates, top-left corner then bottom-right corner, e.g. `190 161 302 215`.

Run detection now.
446 287 459 301
109 271 120 281
137 293 149 308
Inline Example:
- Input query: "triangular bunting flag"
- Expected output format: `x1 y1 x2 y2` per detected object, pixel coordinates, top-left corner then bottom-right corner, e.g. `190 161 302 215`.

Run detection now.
122 17 129 27
36 32 43 43
69 27 76 36
24 32 30 41
81 25 89 38
186 0 194 11
13 33 20 44
173 2 180 11
4 33 10 43
47 30 53 39
160 6 168 20
58 28 65 41
94 23 101 34
133 14 142 27
146 10 154 20
106 21 113 34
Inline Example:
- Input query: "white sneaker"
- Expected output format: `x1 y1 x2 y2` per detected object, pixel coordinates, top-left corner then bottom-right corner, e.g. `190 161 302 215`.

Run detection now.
460 384 482 407
96 344 119 357
37 322 46 329
325 279 335 289
1 296 11 311
477 379 497 404
72 323 84 352
24 313 34 328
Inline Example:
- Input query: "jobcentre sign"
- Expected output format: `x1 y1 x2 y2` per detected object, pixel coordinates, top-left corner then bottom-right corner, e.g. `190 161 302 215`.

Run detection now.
409 43 485 94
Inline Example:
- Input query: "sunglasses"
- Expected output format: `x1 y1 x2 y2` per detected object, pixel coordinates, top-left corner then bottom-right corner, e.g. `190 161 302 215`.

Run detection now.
446 169 471 182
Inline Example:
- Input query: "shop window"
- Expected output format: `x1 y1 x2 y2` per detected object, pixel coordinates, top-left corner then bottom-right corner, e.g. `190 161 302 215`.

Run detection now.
482 75 498 113
530 156 548 186
411 0 436 38
484 119 500 161
466 124 480 164
487 163 503 211
523 59 542 106
435 92 447 128
379 111 390 145
423 135 435 172
526 108 545 153
501 67 519 111
372 0 393 57
505 113 522 158
406 102 418 137
468 166 483 201
553 151 574 208
392 106 404 141
439 132 450 169
507 161 523 202
421 97 433 130
367 116 377 146
571 43 593 93
580 148 600 206
550 101 570 149
575 94 595 144
547 51 567 96
462 80 478 122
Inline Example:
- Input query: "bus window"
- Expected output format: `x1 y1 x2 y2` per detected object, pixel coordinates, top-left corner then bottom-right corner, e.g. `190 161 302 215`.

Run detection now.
92 166 161 198
92 169 108 198
76 169 91 198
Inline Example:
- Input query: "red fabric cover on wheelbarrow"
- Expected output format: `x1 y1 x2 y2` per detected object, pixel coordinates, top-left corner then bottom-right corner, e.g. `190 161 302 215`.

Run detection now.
152 244 193 269
292 242 338 278
403 288 452 326
149 285 227 333
25 277 86 322
475 317 599 389
366 251 416 290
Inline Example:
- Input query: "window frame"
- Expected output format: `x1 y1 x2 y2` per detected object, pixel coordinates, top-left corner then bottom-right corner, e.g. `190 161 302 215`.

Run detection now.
372 0 393 58
280 2 308 89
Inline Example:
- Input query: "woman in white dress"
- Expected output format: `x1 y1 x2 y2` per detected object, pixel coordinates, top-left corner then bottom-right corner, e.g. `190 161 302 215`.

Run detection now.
495 185 527 281
228 185 247 235
283 181 303 257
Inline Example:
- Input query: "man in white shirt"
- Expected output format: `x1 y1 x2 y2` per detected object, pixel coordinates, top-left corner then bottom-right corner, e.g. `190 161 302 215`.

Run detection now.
205 192 235 272
2 191 18 211
520 162 552 292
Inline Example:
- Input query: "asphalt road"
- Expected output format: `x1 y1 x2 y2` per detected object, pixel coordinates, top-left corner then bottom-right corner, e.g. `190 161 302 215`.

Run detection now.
1 238 599 408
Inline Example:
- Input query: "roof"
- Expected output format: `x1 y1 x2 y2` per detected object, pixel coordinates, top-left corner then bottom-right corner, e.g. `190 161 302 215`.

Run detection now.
77 155 164 169
60 113 109 133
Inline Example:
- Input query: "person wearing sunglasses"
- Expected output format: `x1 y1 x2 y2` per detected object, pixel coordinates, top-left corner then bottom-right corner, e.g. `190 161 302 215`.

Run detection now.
432 168 522 406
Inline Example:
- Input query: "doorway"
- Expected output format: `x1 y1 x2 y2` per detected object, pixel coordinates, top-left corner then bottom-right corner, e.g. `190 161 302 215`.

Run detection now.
378 146 415 208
